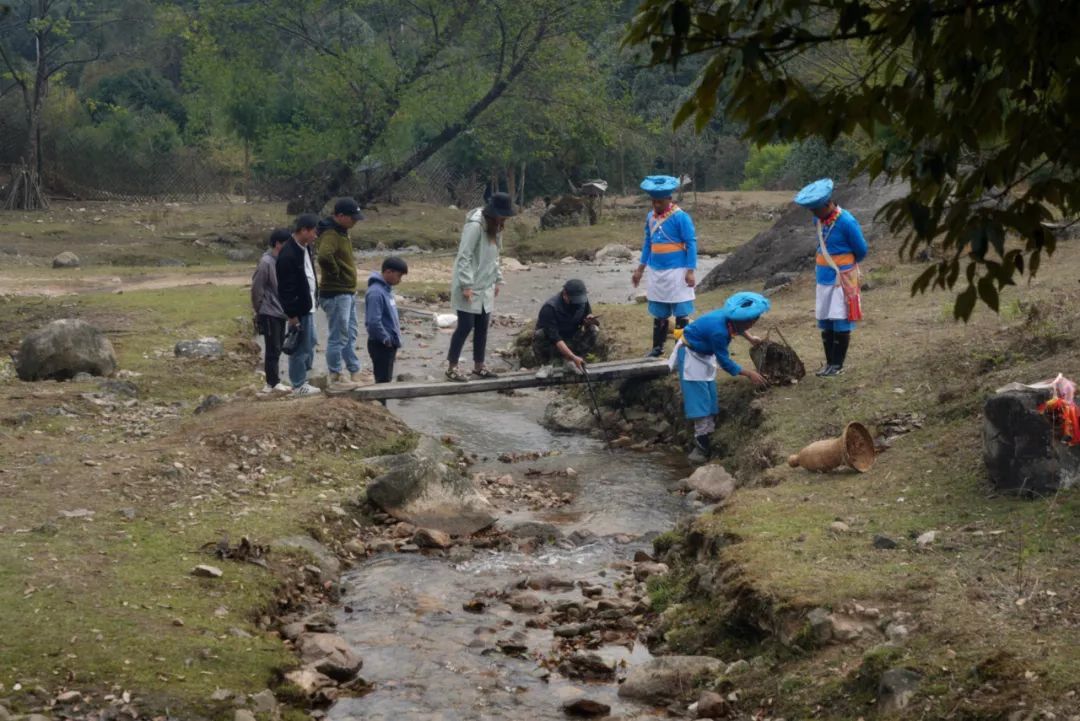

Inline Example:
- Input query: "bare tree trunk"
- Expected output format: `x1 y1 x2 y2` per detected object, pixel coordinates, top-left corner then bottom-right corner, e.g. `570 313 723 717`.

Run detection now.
519 161 526 207
243 140 251 202
505 164 517 210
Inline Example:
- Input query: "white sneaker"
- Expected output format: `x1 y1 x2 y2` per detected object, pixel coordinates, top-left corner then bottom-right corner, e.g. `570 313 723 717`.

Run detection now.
258 384 274 394
292 383 322 397
272 383 291 393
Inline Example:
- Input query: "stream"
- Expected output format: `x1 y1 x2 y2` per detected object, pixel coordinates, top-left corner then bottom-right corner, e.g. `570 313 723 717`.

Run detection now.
319 256 724 719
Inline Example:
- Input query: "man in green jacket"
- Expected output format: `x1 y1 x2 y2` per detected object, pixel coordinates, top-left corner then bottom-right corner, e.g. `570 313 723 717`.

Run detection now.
317 197 364 389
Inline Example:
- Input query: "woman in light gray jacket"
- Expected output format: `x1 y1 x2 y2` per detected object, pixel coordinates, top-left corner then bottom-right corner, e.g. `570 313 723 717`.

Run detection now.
446 192 514 381
251 228 290 393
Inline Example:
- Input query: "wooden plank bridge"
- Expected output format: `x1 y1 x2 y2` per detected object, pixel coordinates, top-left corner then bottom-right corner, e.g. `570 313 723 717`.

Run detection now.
334 358 671 401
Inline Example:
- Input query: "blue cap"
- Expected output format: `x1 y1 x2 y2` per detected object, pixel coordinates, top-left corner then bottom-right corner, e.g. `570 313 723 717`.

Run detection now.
793 178 834 209
640 175 679 199
723 291 771 322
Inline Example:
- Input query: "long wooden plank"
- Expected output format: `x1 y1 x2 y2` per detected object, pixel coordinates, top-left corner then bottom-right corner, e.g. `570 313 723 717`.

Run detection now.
334 358 671 400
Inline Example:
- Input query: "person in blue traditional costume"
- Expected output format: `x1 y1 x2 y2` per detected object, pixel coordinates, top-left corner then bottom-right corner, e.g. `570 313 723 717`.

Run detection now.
671 291 770 464
631 175 697 357
794 178 868 377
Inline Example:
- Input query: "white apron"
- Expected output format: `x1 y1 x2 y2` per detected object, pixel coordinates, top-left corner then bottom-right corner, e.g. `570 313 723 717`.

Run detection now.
647 268 696 304
668 339 717 381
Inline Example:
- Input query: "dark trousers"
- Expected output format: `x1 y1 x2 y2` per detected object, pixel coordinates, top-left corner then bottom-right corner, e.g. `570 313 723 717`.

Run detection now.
531 326 599 365
447 309 490 365
367 339 397 384
258 314 286 387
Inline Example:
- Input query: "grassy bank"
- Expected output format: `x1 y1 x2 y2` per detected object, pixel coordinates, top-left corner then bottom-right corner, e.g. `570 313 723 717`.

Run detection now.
0 286 415 718
594 235 1080 718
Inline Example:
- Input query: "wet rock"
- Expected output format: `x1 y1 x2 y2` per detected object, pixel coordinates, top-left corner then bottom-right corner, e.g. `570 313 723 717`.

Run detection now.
497 631 529 655
344 539 367 556
695 690 730 718
507 593 544 613
594 243 634 261
542 396 595 432
522 574 575 591
175 337 225 358
234 710 256 721
366 436 496 535
568 529 597 546
15 319 117 381
296 633 363 682
52 251 80 268
500 519 563 541
284 667 335 695
562 698 612 717
633 562 669 581
554 622 597 638
398 543 420 553
273 537 341 580
618 656 724 704
559 652 617 681
463 598 487 613
280 622 305 641
679 464 737 502
878 668 921 712
873 534 898 549
580 585 603 598
371 540 396 554
413 527 453 549
448 545 475 563
192 564 223 578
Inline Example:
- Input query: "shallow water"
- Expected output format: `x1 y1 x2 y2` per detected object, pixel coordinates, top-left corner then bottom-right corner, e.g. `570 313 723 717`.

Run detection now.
322 259 718 719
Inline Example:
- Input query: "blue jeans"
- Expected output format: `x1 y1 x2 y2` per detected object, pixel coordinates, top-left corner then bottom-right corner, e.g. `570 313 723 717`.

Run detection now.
288 313 317 388
321 293 360 374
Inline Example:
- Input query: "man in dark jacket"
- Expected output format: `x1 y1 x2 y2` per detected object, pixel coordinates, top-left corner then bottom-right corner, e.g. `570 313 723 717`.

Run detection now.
317 197 364 390
364 257 408 393
276 214 321 397
531 279 599 372
251 228 290 393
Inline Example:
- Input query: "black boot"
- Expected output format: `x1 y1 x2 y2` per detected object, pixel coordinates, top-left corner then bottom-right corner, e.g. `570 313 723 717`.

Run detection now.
647 318 668 357
816 329 835 376
675 315 689 329
688 434 711 464
825 331 850 375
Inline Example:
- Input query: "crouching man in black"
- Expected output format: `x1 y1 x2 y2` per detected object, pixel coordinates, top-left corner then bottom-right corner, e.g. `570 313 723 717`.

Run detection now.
531 279 600 373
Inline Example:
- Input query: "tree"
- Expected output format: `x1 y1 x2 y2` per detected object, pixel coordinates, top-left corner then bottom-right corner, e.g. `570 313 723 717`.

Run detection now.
0 0 142 208
624 0 1080 319
187 0 608 212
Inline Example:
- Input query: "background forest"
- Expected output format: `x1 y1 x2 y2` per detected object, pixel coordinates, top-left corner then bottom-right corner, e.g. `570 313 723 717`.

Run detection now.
0 0 857 207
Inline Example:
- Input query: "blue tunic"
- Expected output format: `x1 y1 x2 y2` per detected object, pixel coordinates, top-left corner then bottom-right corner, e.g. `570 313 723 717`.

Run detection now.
814 210 867 285
640 207 697 271
677 309 744 420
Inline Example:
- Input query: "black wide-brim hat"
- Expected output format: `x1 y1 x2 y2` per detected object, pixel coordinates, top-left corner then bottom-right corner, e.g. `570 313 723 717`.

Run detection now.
483 192 515 218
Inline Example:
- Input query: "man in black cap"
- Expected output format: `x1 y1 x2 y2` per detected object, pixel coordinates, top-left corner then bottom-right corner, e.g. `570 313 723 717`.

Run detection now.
317 197 364 390
531 279 600 372
364 256 408 394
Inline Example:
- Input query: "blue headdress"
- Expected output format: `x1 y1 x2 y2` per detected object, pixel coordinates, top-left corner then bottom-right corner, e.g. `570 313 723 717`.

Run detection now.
793 178 834 209
723 291 771 322
640 175 680 199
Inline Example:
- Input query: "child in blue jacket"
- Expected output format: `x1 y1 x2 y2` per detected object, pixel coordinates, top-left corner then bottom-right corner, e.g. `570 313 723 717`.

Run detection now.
364 257 408 391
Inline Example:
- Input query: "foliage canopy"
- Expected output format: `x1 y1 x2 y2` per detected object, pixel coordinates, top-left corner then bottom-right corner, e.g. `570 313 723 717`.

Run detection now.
625 0 1080 318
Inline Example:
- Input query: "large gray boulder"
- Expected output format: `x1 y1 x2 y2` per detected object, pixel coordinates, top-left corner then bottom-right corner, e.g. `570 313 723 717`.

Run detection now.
617 655 723 704
366 436 496 535
700 177 908 291
983 385 1080 496
15 319 117 381
52 251 80 268
541 396 595 432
